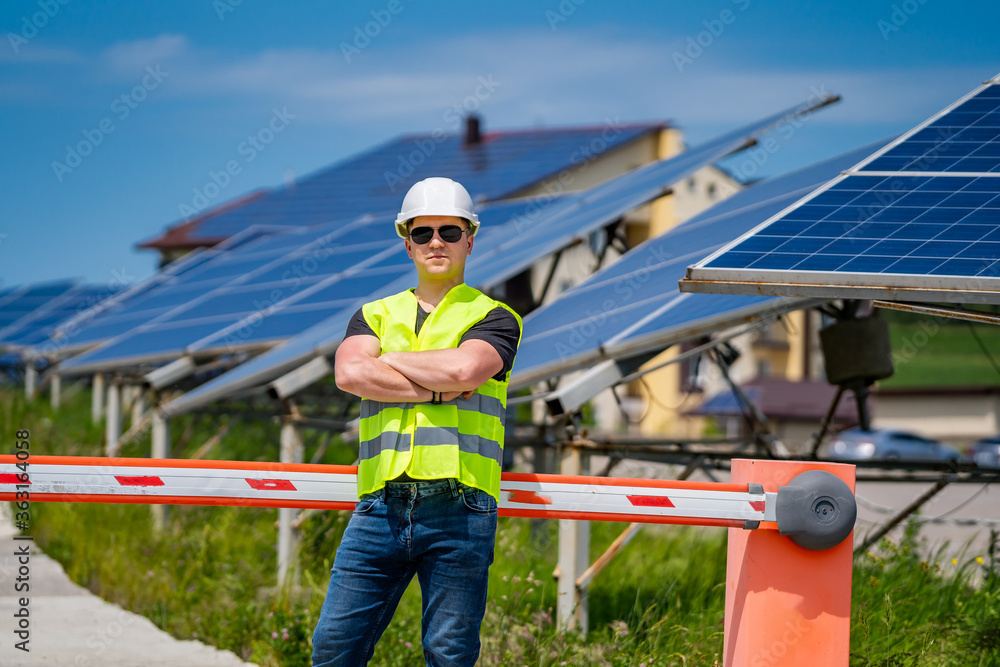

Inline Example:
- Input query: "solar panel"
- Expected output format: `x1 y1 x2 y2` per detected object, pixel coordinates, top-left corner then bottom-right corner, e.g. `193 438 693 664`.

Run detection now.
158 97 843 417
682 74 1000 304
0 281 79 331
0 285 110 350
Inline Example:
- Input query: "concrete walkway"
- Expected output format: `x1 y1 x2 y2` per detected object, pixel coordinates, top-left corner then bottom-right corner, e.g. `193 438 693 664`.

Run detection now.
0 506 256 667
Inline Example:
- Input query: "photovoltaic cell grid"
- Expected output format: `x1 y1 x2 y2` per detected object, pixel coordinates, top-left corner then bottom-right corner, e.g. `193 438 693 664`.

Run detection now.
0 281 79 332
159 99 849 417
861 84 1000 173
0 285 111 350
682 75 1000 303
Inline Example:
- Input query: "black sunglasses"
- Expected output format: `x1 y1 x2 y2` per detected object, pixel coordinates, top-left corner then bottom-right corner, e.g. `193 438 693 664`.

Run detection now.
408 225 468 244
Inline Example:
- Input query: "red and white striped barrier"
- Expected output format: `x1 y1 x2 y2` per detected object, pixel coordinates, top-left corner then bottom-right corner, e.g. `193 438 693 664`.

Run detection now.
0 455 775 529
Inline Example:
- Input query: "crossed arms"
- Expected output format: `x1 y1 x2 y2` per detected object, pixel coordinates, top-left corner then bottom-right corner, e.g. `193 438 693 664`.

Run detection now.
335 334 504 403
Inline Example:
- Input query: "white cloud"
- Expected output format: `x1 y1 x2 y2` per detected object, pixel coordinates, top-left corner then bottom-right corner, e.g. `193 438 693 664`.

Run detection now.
101 34 189 76
14 29 990 141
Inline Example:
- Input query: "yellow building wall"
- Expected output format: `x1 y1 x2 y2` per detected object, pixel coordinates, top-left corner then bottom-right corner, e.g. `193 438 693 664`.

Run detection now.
636 128 689 437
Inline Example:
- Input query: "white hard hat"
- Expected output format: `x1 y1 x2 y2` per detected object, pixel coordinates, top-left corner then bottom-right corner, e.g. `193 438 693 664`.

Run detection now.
394 177 480 239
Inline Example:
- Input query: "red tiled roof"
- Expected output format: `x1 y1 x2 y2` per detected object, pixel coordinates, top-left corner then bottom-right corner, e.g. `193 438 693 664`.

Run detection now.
136 189 269 251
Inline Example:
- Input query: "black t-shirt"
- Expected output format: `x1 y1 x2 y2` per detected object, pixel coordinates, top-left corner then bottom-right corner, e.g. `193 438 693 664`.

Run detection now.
345 304 520 381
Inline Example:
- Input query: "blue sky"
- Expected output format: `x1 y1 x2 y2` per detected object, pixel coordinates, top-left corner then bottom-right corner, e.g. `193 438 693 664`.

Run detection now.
2 0 998 290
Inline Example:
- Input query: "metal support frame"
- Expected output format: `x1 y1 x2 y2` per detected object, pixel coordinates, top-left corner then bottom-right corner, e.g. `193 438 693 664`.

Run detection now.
809 385 846 457
537 247 566 307
278 401 305 586
105 379 122 456
50 373 61 410
708 346 784 456
92 373 105 422
150 400 172 532
556 441 590 632
855 477 952 555
873 300 1000 326
270 355 334 400
24 365 38 400
131 386 146 426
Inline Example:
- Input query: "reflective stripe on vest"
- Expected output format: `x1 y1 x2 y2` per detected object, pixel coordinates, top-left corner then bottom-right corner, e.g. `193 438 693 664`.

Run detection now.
356 284 521 500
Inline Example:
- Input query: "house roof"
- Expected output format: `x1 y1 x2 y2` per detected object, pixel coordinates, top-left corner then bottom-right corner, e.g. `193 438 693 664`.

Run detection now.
136 189 269 251
137 119 666 251
685 376 858 423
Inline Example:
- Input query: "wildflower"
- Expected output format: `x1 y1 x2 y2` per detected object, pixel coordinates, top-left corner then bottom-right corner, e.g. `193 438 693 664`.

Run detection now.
405 641 412 648
952 558 958 565
271 631 278 639
976 556 984 564
611 620 629 638
268 611 274 618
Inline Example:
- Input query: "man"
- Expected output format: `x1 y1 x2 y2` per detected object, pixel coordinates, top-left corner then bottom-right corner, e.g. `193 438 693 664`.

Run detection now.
312 177 522 667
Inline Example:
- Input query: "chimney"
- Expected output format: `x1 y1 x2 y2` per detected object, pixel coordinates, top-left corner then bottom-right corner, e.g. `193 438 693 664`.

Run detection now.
464 114 482 147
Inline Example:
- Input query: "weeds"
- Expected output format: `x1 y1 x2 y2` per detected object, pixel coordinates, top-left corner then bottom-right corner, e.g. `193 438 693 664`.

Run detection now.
6 386 1000 666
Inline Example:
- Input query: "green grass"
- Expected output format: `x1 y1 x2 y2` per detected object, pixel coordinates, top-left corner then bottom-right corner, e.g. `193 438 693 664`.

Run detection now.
5 386 1000 666
879 309 1000 388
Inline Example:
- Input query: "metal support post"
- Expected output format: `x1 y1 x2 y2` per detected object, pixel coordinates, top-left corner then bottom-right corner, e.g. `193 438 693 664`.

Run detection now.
131 387 146 427
854 477 951 555
556 442 590 633
105 380 122 456
278 410 304 586
150 405 171 532
50 373 61 410
25 365 38 400
92 373 105 422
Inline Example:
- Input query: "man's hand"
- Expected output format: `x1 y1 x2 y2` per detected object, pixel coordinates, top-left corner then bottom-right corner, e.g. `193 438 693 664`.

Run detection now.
440 390 475 402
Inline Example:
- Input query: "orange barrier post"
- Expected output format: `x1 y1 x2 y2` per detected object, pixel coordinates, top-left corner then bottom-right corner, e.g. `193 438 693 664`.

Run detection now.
724 459 855 667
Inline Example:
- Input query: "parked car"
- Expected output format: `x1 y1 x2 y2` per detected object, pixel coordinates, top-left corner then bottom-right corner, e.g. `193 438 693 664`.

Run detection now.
826 428 960 462
965 436 1000 468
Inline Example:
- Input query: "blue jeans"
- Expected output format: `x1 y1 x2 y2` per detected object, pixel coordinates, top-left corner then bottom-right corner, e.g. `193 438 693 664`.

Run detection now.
311 478 498 667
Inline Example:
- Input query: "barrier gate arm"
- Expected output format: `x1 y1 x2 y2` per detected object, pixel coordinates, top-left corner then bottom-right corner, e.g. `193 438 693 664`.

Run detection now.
0 455 855 550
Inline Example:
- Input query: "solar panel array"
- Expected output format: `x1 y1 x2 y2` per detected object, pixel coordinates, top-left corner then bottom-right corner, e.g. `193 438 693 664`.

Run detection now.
682 74 1000 303
184 125 661 241
508 141 883 390
157 96 842 417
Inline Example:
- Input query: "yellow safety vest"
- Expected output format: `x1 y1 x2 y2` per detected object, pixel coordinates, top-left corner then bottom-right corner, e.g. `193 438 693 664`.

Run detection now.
357 284 521 500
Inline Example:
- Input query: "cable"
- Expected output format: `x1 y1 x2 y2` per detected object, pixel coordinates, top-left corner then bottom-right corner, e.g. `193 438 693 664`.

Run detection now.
967 322 1000 378
639 376 696 412
929 476 999 519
